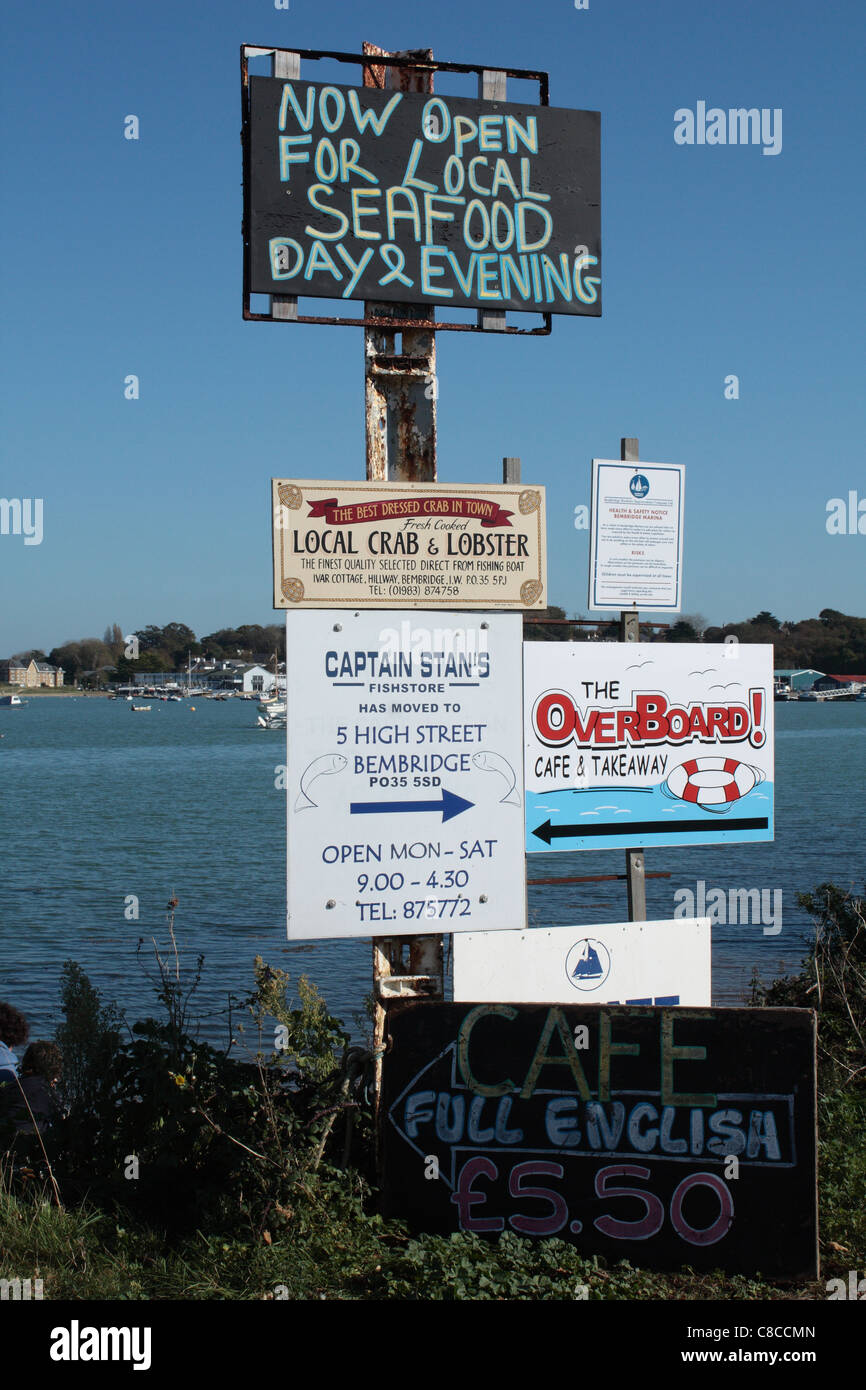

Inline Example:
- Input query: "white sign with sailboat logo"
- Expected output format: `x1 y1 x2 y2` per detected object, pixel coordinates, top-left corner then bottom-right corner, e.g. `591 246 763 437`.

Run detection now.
453 918 711 1005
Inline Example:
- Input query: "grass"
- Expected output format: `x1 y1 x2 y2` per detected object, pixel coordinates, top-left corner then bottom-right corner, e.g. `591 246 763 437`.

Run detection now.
0 1182 831 1302
2 1126 850 1303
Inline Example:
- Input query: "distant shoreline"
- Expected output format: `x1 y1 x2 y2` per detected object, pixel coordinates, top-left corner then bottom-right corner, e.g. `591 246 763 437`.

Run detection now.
0 689 112 698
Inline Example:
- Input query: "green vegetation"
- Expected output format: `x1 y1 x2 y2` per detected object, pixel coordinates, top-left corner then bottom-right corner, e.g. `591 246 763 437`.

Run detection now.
1 884 863 1300
703 608 866 672
7 608 866 685
524 607 866 671
5 621 286 688
751 883 866 1268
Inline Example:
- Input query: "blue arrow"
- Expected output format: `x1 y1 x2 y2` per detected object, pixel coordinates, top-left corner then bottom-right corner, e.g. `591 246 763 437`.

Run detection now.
350 787 474 823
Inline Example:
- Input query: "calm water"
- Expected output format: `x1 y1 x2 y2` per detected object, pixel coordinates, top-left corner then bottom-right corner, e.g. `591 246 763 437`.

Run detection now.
0 696 863 1045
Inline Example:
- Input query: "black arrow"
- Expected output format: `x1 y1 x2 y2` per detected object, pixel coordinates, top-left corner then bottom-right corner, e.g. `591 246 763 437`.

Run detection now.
532 816 769 844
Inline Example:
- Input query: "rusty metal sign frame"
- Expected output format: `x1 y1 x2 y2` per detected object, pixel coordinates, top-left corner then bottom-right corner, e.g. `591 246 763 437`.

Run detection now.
240 44 553 336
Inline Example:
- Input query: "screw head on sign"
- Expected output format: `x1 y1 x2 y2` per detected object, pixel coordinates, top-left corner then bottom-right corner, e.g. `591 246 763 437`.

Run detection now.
333 625 341 632
326 900 336 909
479 895 488 903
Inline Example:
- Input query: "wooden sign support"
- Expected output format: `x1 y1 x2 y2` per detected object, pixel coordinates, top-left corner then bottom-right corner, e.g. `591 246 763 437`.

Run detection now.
269 49 299 322
618 436 647 921
364 44 442 1126
364 48 528 1125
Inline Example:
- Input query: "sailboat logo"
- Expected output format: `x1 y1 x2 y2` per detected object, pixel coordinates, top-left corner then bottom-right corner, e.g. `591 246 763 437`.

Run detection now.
565 938 612 992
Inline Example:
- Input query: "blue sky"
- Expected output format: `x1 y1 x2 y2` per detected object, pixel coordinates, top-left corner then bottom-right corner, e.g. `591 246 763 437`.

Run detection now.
1 0 863 655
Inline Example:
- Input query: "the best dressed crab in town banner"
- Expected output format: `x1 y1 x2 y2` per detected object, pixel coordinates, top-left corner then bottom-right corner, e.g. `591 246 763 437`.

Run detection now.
524 644 774 852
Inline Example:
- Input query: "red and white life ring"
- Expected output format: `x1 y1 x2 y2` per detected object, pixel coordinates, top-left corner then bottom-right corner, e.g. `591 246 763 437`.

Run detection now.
665 757 759 807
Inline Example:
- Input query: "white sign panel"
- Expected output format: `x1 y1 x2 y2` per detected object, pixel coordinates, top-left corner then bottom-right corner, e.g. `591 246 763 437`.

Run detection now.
286 610 526 939
524 642 774 852
453 919 711 1006
589 459 685 611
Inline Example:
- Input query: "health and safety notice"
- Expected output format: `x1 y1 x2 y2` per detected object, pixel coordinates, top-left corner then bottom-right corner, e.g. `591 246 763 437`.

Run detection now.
286 609 526 939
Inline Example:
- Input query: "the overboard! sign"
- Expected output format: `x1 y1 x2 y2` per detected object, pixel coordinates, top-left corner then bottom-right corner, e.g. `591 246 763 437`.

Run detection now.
382 1003 818 1277
524 643 774 851
273 479 546 609
247 78 601 316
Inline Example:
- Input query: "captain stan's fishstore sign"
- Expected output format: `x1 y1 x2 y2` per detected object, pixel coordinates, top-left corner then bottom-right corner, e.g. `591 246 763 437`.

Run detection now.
523 643 774 852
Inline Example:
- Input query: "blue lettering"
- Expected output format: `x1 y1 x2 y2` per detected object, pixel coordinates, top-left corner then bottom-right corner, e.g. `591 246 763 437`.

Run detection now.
279 133 312 181
279 83 315 133
347 89 403 137
421 246 453 297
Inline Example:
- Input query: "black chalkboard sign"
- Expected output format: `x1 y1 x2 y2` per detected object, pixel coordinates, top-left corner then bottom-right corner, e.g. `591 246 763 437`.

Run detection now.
381 1003 817 1277
246 77 601 316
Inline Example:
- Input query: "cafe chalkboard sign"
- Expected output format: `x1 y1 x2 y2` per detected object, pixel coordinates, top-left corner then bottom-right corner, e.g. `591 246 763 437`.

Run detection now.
246 77 601 316
382 1003 817 1277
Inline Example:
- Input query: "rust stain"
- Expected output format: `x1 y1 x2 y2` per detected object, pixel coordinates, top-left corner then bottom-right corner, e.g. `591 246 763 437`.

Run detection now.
361 40 388 90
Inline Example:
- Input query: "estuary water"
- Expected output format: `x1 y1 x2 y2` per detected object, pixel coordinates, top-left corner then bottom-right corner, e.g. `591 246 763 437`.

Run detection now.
0 696 863 1046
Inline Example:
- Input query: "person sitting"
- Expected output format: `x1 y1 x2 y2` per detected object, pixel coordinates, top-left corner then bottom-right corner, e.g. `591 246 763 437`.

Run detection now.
0 1002 29 1087
5 1041 63 1136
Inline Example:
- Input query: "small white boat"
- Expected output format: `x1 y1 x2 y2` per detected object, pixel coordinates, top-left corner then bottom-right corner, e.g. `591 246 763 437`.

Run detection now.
0 694 23 706
257 710 287 730
130 703 151 712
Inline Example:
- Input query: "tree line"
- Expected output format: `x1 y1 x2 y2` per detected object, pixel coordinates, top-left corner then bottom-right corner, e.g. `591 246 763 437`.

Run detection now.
524 606 866 671
9 623 286 686
7 608 866 685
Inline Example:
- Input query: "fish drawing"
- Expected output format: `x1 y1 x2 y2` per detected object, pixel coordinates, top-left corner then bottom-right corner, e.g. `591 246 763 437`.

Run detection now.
472 750 520 805
295 753 347 810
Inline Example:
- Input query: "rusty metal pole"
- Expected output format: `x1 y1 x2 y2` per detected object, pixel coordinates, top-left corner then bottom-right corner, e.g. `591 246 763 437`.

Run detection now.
619 437 647 921
364 46 443 1123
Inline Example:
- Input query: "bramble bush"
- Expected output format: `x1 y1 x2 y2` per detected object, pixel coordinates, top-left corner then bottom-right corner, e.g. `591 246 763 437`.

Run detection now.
751 883 866 1269
3 952 372 1237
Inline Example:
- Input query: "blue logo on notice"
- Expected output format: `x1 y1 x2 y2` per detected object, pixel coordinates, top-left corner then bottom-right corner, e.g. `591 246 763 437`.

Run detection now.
629 474 650 499
565 938 612 992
